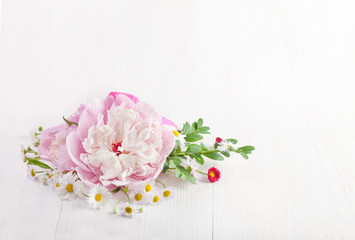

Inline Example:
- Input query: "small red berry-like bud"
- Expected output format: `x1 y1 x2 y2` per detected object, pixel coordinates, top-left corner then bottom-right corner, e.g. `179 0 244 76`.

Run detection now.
215 137 223 144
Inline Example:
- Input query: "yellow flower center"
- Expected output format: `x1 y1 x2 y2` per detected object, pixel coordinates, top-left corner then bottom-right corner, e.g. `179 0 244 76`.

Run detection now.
145 184 151 192
135 193 142 201
95 194 102 202
153 196 159 203
209 171 215 178
48 174 52 179
66 184 73 192
227 145 230 148
173 130 179 136
163 190 171 197
56 183 60 187
125 206 133 214
30 169 35 177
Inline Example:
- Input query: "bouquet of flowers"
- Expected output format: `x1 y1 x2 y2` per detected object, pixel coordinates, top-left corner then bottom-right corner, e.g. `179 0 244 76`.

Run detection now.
21 92 254 217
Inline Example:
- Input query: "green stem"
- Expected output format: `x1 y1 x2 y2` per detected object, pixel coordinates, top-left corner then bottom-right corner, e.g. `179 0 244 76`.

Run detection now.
113 196 125 213
81 189 89 198
122 187 131 204
196 170 207 175
155 180 166 188
171 148 218 156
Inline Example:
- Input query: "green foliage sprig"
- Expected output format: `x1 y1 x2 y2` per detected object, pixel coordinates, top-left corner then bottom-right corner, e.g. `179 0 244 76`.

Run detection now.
164 118 255 184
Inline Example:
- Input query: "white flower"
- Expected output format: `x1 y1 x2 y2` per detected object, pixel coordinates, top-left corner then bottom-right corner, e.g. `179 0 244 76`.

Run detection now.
172 129 187 151
180 157 199 178
129 189 148 205
30 129 41 147
87 185 111 210
216 140 237 153
148 191 162 206
143 182 155 193
55 172 81 200
161 187 175 201
48 170 62 189
116 203 143 218
26 165 41 181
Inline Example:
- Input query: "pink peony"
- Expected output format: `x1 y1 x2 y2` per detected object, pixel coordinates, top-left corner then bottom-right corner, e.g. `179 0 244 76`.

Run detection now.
38 105 85 171
39 92 176 190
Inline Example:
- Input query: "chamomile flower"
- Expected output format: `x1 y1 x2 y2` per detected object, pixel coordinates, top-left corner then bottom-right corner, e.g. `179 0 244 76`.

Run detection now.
216 139 237 153
55 172 81 200
87 184 111 210
117 203 143 218
144 182 155 193
26 165 41 181
30 129 41 147
149 192 162 206
129 189 147 205
161 187 175 201
40 172 52 185
173 129 187 151
180 157 199 178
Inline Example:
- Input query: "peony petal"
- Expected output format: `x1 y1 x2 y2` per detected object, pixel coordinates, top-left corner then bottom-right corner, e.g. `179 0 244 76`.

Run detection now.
161 116 177 129
109 92 139 104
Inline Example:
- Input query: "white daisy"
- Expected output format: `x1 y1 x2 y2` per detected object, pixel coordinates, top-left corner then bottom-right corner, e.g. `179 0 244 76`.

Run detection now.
180 157 199 178
55 172 81 200
216 140 237 153
144 182 155 193
129 189 148 205
30 129 41 147
40 173 52 185
26 165 41 181
173 129 187 151
148 191 162 206
161 187 175 201
87 184 111 210
117 203 142 218
48 170 63 190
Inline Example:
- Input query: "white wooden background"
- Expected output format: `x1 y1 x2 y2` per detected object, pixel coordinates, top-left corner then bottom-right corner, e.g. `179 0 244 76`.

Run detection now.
1 0 355 239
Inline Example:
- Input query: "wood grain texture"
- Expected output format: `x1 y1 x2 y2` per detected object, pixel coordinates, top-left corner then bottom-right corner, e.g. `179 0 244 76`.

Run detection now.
1 0 355 239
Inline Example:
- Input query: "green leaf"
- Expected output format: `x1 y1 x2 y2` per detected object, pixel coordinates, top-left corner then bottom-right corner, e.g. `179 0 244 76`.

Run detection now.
197 126 210 132
240 152 249 159
197 118 203 128
163 161 169 173
175 168 182 178
200 142 208 151
185 133 203 142
184 173 196 184
220 151 230 157
239 145 255 153
124 186 129 193
226 138 238 144
111 187 121 193
175 165 196 184
186 144 202 154
182 122 190 135
202 152 224 161
190 153 204 165
191 122 198 132
63 116 78 127
27 158 52 169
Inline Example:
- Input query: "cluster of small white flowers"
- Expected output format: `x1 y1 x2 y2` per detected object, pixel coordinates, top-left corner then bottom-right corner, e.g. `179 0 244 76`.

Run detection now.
113 182 175 218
